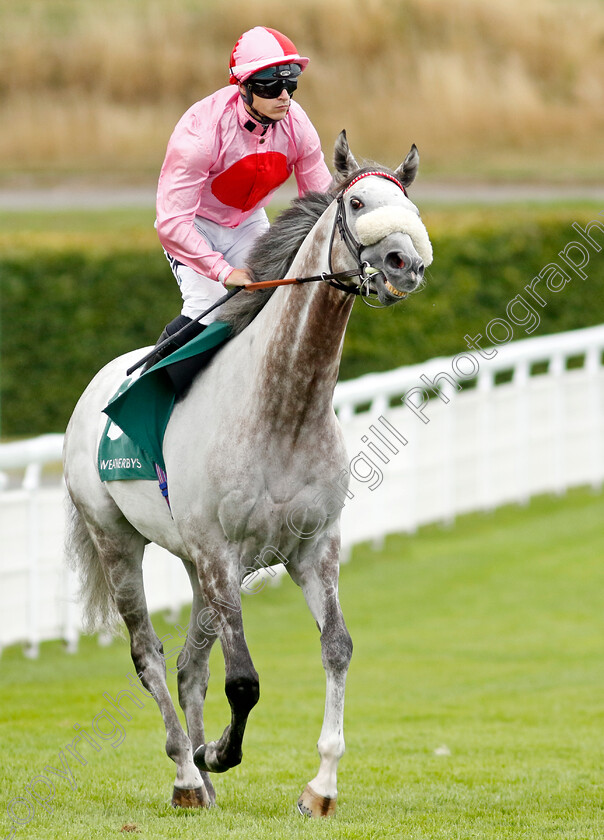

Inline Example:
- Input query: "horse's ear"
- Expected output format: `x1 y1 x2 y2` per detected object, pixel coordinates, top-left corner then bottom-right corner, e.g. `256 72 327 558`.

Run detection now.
334 130 359 181
394 144 420 187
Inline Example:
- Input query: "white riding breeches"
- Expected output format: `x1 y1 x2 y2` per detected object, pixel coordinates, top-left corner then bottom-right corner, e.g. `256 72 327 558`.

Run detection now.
165 208 270 324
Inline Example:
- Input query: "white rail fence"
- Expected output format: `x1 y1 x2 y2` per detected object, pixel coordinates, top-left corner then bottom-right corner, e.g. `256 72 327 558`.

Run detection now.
1 324 603 655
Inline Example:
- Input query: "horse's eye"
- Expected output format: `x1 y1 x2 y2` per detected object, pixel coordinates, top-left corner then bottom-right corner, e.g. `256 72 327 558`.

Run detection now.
350 197 364 210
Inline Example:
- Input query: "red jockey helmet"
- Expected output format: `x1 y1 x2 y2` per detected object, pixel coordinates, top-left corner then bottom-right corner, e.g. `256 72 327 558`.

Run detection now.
229 26 309 84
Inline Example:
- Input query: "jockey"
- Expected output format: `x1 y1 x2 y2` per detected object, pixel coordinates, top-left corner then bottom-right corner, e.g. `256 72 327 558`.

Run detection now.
147 26 333 375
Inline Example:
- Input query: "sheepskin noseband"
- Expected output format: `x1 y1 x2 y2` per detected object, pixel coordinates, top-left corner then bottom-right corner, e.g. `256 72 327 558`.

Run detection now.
355 207 433 267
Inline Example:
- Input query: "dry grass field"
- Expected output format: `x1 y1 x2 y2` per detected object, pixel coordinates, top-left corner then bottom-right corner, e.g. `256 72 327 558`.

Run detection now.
1 0 603 181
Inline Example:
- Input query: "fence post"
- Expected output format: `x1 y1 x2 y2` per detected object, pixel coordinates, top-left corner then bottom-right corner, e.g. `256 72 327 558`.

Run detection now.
586 344 603 492
23 462 42 658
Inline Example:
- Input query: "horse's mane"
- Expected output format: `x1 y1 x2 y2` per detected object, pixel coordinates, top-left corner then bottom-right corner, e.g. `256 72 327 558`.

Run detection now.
217 165 403 335
216 190 332 334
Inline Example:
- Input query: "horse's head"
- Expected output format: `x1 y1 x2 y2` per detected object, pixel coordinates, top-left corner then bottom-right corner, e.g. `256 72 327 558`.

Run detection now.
331 130 432 305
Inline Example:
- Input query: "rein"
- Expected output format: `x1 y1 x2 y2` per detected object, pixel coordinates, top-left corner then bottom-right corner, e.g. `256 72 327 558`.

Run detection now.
127 171 404 376
126 268 366 376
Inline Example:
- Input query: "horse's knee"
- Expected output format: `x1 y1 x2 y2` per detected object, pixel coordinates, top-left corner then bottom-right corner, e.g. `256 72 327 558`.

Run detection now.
225 674 260 716
321 624 353 674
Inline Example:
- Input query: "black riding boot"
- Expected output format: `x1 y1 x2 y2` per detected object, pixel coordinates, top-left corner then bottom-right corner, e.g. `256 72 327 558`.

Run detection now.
143 315 228 397
141 315 208 396
142 315 204 369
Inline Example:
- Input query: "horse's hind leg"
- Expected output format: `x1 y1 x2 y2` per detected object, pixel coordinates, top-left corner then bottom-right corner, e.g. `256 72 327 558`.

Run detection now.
173 560 218 804
289 534 353 818
84 520 211 808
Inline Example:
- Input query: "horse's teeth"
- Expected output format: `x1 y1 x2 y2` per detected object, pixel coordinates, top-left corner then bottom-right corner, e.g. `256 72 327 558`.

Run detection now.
385 280 407 298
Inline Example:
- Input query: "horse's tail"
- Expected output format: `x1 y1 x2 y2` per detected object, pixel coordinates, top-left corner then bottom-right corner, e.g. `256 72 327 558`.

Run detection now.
64 493 120 633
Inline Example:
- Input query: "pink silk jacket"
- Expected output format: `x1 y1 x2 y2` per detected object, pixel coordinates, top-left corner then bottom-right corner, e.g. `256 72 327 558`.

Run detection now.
156 86 333 283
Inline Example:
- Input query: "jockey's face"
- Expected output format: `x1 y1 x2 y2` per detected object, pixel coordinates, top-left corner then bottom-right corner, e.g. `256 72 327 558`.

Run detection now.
239 84 292 122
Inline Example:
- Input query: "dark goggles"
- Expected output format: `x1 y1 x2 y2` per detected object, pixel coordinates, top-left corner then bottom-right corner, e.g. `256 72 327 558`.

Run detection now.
247 77 298 99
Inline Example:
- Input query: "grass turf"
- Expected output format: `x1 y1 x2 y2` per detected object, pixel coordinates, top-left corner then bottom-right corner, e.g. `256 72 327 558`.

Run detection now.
1 487 603 838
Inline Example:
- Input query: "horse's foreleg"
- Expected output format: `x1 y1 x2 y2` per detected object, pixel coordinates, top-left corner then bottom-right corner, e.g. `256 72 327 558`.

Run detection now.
191 561 259 774
88 527 210 808
291 537 353 818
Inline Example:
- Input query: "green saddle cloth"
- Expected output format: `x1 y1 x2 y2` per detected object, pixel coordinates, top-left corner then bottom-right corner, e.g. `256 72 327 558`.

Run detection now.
99 321 231 480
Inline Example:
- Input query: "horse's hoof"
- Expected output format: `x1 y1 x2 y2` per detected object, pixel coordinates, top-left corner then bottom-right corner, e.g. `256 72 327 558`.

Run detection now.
171 786 210 808
297 783 336 818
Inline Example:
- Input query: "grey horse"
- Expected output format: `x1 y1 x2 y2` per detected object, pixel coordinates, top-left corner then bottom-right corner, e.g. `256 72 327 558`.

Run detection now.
63 131 432 817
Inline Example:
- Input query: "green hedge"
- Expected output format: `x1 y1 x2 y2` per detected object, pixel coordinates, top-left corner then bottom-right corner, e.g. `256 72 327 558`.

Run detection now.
0 249 178 436
1 209 603 436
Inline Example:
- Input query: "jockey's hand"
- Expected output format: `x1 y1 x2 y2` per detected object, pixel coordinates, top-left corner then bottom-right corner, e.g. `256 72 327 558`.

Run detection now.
225 269 253 289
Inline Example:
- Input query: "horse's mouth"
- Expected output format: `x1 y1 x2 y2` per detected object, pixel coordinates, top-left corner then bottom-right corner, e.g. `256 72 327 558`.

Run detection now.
363 269 417 305
384 279 408 299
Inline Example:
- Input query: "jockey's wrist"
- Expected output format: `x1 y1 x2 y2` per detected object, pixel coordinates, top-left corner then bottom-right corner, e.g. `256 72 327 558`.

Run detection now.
218 266 234 287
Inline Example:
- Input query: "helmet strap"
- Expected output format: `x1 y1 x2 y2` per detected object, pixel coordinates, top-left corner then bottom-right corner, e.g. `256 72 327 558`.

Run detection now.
241 86 276 127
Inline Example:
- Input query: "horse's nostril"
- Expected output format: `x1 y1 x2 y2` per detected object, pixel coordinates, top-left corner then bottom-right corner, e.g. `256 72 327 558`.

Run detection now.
385 251 406 271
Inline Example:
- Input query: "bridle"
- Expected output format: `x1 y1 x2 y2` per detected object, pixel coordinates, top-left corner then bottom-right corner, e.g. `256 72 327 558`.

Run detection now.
325 170 408 298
